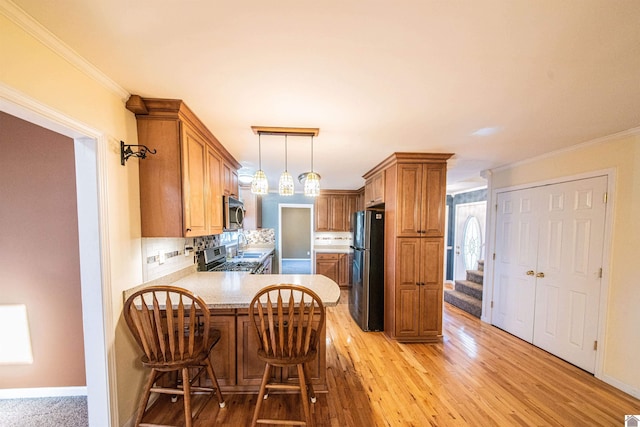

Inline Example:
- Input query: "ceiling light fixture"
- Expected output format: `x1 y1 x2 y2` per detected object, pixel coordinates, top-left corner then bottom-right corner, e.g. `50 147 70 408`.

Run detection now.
250 126 320 197
302 135 320 197
278 135 294 196
250 133 269 195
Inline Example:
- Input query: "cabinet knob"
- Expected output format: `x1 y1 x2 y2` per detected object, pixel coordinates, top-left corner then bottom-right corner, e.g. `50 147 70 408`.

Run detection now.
526 270 535 276
536 272 545 278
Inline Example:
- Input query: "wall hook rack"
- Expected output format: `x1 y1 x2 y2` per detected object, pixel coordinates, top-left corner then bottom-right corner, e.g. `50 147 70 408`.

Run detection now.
121 141 157 165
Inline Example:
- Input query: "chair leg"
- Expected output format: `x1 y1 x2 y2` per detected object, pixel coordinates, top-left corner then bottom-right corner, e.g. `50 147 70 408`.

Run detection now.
297 364 312 426
182 367 192 427
135 368 158 426
303 363 317 403
204 358 226 408
251 363 272 427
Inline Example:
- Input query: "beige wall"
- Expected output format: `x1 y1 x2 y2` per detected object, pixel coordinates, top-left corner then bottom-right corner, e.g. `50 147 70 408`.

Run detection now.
489 132 640 395
0 112 86 388
1 12 144 424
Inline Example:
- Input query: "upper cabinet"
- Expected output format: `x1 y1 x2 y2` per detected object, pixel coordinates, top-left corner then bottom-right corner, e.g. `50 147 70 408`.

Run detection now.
223 161 239 197
126 96 241 237
364 170 385 207
315 191 359 232
396 163 447 237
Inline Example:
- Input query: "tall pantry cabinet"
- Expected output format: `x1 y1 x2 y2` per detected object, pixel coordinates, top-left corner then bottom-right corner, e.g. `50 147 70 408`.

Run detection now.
365 153 452 343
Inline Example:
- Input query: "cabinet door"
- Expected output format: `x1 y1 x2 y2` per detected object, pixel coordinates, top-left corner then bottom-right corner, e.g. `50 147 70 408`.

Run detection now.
418 239 443 337
236 313 278 387
208 314 236 386
338 253 350 287
364 172 384 207
315 254 339 282
207 148 223 235
283 318 326 386
397 164 423 237
346 194 359 232
181 124 209 237
422 164 447 237
330 195 346 231
223 162 238 197
394 238 422 338
315 195 330 231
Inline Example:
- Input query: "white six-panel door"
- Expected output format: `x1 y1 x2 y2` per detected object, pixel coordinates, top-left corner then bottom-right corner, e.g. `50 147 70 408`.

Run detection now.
493 188 539 342
492 176 607 373
533 176 606 372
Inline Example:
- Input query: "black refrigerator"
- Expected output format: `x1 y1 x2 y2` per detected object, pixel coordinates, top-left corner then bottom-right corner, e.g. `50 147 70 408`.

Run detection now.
349 210 385 331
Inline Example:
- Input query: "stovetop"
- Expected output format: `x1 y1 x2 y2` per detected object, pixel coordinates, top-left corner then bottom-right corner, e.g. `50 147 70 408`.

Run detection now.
197 245 262 273
209 261 261 272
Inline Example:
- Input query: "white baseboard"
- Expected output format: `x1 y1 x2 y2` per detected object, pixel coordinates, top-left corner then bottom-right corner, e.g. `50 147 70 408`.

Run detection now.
599 374 640 400
0 386 87 399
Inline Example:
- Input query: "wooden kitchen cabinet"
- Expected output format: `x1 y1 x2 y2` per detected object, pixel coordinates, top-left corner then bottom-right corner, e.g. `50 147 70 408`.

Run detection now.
397 163 447 237
315 253 339 282
207 313 236 386
236 311 326 390
126 96 241 237
223 161 239 197
394 238 443 340
338 253 352 287
364 170 385 207
316 252 351 288
315 190 360 232
364 152 452 343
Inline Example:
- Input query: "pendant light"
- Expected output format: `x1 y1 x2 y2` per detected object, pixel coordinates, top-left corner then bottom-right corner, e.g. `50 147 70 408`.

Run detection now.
250 133 269 195
278 135 294 196
303 135 321 197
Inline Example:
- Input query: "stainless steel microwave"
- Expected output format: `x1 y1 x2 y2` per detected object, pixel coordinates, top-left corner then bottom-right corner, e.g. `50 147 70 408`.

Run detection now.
223 196 245 231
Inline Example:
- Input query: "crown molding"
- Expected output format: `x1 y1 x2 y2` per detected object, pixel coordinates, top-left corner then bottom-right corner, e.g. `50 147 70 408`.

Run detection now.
0 0 130 101
487 126 640 175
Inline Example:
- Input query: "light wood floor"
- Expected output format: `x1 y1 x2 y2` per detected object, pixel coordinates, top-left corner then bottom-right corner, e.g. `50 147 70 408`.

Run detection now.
143 291 639 426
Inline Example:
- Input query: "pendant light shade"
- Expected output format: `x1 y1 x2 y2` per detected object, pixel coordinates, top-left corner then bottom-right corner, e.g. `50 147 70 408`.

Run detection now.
303 171 321 197
278 135 294 196
303 135 321 197
251 134 268 195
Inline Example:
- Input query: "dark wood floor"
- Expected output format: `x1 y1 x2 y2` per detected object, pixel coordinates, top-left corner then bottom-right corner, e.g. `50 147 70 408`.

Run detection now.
141 291 639 426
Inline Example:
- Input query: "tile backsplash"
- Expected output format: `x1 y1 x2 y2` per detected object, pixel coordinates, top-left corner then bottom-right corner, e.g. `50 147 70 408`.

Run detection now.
244 228 275 245
314 231 352 246
142 235 221 282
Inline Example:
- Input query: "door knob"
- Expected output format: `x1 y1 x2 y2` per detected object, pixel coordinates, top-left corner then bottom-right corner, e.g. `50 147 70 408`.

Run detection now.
536 272 545 278
526 270 535 276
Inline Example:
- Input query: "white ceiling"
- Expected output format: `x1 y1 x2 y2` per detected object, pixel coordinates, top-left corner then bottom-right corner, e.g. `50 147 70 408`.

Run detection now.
12 0 640 193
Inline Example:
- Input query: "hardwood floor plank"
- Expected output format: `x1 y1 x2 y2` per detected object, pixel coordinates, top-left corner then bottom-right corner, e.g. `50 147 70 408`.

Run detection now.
141 293 639 426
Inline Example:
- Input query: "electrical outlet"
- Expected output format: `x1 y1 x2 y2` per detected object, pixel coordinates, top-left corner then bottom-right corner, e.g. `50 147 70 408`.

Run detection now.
158 251 165 265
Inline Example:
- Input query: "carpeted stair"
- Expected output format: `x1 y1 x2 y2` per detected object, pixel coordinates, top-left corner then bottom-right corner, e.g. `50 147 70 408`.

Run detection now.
444 260 483 318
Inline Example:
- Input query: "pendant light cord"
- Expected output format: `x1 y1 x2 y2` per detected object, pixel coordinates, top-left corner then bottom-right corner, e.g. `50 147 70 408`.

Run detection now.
284 135 288 172
311 135 314 173
258 133 262 170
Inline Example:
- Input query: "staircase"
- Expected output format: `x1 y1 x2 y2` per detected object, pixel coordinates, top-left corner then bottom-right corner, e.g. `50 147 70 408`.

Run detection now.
444 260 484 318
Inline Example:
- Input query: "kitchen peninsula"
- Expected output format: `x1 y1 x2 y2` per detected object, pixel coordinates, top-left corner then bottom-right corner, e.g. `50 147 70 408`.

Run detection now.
123 272 341 393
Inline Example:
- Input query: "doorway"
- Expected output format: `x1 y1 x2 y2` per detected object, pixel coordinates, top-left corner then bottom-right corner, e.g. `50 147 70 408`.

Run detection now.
453 201 487 280
278 204 313 274
0 94 112 424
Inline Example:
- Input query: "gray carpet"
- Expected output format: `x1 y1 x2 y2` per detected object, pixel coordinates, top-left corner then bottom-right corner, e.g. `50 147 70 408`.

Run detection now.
0 396 88 427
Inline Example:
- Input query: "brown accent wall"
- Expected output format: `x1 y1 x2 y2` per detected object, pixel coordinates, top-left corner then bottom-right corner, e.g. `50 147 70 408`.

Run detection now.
0 112 86 389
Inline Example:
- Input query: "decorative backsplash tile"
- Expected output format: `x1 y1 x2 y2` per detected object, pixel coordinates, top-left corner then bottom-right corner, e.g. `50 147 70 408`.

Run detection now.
244 228 275 244
314 231 352 246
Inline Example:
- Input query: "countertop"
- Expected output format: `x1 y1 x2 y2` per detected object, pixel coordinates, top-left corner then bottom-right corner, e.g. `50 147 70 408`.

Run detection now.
124 272 341 309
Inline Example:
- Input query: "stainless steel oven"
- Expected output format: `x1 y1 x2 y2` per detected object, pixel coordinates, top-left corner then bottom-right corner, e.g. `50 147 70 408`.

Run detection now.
223 196 245 231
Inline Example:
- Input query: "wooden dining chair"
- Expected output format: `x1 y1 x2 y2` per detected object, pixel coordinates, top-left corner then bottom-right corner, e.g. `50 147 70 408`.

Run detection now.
124 285 226 427
248 284 326 427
